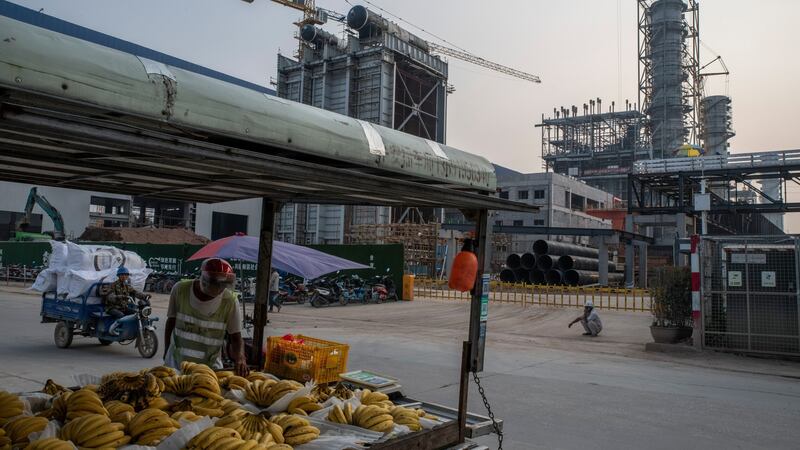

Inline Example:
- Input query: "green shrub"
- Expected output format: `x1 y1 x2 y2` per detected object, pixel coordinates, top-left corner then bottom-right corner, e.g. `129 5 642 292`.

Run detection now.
651 266 692 328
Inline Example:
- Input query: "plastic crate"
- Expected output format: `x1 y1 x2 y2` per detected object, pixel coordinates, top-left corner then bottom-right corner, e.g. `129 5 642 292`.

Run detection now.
265 335 349 384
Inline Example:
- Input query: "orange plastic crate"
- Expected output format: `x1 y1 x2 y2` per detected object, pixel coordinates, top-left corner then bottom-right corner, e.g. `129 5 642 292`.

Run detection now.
265 335 349 384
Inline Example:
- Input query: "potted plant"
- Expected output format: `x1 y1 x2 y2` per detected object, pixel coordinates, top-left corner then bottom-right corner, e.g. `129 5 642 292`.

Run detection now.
650 266 693 344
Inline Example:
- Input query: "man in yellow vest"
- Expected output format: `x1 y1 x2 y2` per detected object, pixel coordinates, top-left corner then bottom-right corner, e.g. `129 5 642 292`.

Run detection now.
163 258 249 376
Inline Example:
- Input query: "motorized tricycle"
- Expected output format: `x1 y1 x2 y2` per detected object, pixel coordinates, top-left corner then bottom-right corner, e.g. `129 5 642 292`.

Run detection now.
40 282 159 358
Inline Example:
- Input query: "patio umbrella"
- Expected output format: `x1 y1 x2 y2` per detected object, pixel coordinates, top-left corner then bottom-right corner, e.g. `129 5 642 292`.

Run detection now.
187 234 370 280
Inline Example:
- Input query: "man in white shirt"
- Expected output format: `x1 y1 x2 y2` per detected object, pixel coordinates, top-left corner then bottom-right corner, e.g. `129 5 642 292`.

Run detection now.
568 300 603 337
163 258 248 375
268 268 281 313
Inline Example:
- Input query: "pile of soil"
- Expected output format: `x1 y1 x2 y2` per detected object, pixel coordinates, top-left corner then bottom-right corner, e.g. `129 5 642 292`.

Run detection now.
78 227 210 245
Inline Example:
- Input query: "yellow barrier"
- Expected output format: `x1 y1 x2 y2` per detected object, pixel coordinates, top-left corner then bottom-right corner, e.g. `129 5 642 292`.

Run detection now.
412 277 651 312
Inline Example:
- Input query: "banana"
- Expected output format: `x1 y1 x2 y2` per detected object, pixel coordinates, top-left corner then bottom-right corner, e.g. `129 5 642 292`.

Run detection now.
327 405 348 424
137 426 177 446
245 372 269 382
266 422 284 444
193 387 224 402
226 376 250 391
0 391 24 422
267 445 293 450
148 397 171 411
343 403 353 424
172 411 202 422
5 416 49 444
127 408 163 433
81 429 127 448
363 413 393 430
284 429 319 446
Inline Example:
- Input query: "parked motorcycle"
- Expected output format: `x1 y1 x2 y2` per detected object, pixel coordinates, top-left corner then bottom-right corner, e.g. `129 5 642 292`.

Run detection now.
309 273 346 307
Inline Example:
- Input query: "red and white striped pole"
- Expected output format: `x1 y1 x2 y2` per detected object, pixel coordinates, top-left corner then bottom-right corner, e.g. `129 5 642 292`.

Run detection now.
690 234 702 348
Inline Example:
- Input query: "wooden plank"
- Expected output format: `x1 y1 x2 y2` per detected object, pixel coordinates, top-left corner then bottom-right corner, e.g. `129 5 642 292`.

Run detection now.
366 422 460 450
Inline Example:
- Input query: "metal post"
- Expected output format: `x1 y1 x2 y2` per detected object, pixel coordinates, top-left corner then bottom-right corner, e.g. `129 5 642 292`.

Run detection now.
795 236 800 352
251 198 279 369
597 238 609 286
625 214 635 287
637 242 647 289
458 208 489 443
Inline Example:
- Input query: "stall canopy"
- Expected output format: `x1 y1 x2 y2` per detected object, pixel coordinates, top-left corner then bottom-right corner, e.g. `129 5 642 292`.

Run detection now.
188 234 370 280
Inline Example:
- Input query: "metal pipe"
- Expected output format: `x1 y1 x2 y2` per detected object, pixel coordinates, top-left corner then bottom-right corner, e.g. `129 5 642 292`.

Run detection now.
533 240 599 258
499 269 516 283
545 269 564 285
564 269 624 286
513 268 529 283
505 253 523 270
557 255 617 272
536 254 554 271
520 252 536 270
530 269 546 285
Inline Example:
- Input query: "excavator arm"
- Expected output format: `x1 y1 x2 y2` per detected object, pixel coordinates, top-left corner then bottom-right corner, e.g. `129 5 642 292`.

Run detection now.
18 187 65 240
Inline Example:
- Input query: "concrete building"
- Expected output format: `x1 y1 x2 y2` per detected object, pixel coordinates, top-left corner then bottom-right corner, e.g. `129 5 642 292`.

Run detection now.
492 171 615 254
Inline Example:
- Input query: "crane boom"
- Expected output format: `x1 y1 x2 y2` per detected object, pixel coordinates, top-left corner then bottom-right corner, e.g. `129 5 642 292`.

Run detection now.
427 42 541 84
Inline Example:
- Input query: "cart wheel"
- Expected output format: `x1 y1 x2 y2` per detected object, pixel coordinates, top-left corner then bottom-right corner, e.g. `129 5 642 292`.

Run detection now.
310 294 322 308
54 321 73 348
137 329 158 358
339 295 348 306
98 338 113 346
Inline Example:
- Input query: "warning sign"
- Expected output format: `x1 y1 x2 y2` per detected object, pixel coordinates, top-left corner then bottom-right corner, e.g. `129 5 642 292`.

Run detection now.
728 271 742 287
761 271 776 288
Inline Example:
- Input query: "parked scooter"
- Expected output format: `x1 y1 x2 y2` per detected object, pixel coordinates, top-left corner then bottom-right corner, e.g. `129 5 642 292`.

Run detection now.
309 273 346 307
277 277 309 305
365 268 399 302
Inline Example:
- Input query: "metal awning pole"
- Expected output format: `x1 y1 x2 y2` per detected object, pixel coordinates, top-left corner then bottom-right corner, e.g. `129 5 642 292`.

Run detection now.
251 198 279 368
457 208 489 443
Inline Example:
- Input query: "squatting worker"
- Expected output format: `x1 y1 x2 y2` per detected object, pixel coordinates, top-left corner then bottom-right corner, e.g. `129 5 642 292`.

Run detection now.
105 266 150 336
568 300 603 336
163 258 249 376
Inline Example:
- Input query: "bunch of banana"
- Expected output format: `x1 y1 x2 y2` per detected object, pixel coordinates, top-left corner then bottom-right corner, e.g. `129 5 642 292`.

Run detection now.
332 383 354 400
352 405 394 433
286 395 322 416
22 437 74 450
262 380 303 407
148 396 171 411
147 366 177 379
184 426 241 450
3 416 49 446
105 400 135 425
0 391 23 425
415 408 438 420
215 370 235 387
45 391 71 422
127 409 180 446
326 403 354 425
390 406 422 431
244 380 276 407
59 414 130 448
171 411 203 422
310 385 333 403
359 389 393 410
220 399 246 417
0 428 10 450
65 388 108 420
270 414 319 446
217 413 284 446
162 375 195 396
41 380 70 397
180 362 217 382
188 397 225 418
246 372 270 382
226 376 250 392
97 372 162 410
191 373 224 401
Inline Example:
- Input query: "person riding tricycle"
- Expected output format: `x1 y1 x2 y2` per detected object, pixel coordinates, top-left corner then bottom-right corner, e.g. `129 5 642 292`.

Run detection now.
41 266 160 358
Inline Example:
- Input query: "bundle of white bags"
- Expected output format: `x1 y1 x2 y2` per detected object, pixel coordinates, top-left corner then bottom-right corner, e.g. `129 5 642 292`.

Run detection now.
31 241 151 300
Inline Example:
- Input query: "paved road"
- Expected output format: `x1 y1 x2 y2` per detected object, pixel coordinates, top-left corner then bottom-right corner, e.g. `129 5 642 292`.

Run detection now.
1 289 799 449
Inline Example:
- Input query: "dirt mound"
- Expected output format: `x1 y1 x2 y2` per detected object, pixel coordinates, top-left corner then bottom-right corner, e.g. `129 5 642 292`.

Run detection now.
78 227 210 245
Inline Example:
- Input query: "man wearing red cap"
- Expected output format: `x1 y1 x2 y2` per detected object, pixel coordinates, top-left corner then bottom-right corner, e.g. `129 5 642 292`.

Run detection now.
163 258 249 375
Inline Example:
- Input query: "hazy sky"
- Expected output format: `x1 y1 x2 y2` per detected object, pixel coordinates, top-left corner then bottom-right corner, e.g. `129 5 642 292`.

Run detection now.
9 0 800 230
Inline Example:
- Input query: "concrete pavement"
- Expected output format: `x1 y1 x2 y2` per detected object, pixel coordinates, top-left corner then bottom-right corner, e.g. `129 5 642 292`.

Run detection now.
1 287 799 449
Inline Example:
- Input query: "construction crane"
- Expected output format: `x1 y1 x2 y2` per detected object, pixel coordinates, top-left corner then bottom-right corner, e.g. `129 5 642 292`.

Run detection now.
259 0 541 84
15 187 65 241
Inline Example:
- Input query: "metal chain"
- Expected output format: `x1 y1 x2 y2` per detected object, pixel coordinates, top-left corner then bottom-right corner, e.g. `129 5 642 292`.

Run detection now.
472 371 503 450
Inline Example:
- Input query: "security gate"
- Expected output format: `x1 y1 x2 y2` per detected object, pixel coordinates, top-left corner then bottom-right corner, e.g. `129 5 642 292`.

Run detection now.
700 236 800 356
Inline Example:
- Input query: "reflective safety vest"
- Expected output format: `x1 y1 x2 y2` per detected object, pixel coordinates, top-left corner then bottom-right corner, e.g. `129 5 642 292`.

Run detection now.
170 280 235 368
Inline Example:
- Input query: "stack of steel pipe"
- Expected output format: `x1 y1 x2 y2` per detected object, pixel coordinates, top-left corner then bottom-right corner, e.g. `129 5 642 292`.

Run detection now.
530 240 620 286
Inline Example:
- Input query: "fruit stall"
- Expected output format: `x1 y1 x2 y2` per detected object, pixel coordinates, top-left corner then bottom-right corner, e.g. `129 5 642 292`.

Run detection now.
0 11 537 449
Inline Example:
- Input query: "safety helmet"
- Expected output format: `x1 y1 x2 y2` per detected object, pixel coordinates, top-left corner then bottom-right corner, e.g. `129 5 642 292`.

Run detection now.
200 258 235 296
117 266 130 276
585 300 594 308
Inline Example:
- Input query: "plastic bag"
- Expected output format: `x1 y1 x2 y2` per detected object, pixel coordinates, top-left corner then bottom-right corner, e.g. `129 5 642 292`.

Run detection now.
156 416 213 450
18 393 52 415
48 241 69 270
31 268 57 292
71 374 102 386
27 420 61 441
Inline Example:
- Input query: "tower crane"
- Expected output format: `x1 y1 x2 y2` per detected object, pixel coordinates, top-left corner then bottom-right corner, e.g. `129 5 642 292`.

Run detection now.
252 0 541 84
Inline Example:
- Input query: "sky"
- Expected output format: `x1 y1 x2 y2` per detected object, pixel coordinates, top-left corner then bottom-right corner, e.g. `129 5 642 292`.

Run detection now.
8 0 800 230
